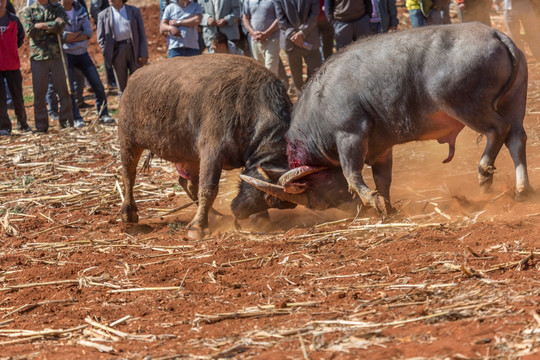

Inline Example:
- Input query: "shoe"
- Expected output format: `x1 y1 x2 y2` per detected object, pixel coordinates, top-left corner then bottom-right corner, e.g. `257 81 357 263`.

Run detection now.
77 101 92 109
0 129 11 136
99 115 115 124
85 86 94 93
49 111 60 121
17 124 33 132
74 118 86 128
35 128 48 133
59 120 74 129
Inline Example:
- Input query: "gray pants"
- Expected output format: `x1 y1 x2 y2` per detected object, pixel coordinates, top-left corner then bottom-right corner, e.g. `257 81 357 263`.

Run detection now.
31 58 73 131
286 46 322 96
112 42 138 95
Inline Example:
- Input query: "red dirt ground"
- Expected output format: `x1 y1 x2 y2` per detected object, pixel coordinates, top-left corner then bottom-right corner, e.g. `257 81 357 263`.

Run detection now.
1 2 539 359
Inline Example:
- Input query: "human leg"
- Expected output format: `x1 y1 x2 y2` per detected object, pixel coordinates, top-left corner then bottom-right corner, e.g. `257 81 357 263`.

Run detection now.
112 43 132 95
318 19 334 61
0 72 11 134
4 70 29 131
333 20 354 50
515 0 540 61
303 47 322 80
351 16 371 41
76 53 110 117
50 58 74 127
263 37 280 76
286 47 304 95
31 60 52 132
408 9 427 28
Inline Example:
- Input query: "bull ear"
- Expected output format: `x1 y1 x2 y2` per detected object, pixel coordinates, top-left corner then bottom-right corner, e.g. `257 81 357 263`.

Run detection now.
257 165 288 180
278 166 327 186
240 174 311 207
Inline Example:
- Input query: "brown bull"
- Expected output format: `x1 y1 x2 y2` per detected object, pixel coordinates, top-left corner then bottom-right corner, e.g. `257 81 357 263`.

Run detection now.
118 55 293 239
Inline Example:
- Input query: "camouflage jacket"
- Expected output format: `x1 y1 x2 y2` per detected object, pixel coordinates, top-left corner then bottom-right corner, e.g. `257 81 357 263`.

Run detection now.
22 1 68 61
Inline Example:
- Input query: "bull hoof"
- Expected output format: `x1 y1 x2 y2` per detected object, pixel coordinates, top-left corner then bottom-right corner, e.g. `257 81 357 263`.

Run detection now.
120 207 139 223
515 185 535 202
372 195 392 217
187 225 208 241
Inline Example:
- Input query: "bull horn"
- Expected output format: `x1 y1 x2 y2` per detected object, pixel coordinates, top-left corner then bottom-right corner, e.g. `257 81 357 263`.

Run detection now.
239 174 311 207
278 166 327 186
256 165 287 180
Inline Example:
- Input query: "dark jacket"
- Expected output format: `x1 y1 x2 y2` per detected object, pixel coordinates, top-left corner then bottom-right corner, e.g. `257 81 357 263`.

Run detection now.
324 0 372 22
0 12 25 71
274 0 320 51
97 4 149 68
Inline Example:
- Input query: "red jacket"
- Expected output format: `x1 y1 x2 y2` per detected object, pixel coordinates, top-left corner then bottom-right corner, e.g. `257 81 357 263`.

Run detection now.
0 12 25 71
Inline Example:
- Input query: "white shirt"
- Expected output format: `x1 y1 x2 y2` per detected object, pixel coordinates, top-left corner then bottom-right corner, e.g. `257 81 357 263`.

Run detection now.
111 5 131 41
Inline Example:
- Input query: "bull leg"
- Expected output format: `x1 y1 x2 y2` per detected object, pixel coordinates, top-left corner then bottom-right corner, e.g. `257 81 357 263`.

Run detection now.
371 149 393 205
120 143 144 223
478 123 510 193
505 124 533 198
337 131 391 215
187 153 223 240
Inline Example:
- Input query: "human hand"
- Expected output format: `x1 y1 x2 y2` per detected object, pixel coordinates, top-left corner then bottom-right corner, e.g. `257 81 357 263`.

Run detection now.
291 32 304 47
216 18 227 27
170 26 181 37
35 22 49 30
252 30 263 41
208 17 216 26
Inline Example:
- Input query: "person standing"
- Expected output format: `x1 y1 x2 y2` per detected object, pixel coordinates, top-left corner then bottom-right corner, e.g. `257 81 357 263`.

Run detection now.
503 0 540 61
455 0 491 25
324 0 372 50
274 0 322 97
317 0 334 61
0 0 31 135
160 0 202 58
199 0 240 50
61 0 114 125
405 0 442 27
369 0 399 34
243 0 280 75
97 0 148 95
22 0 73 132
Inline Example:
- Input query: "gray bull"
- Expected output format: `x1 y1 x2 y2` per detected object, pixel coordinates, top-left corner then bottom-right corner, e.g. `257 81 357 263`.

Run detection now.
118 55 293 239
242 23 533 213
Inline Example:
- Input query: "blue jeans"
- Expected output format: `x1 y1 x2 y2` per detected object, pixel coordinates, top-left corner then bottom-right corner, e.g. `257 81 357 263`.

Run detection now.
168 47 200 58
409 8 442 28
409 9 427 28
67 52 109 118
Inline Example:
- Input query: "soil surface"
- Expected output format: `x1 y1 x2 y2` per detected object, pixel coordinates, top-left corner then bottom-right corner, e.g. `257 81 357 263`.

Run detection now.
1 2 539 359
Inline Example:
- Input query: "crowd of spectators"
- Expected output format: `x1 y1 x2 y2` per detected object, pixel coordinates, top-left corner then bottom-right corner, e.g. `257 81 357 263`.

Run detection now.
1 0 539 136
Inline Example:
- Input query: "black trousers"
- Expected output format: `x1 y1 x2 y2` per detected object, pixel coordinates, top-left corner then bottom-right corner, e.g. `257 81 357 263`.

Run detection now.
0 70 28 132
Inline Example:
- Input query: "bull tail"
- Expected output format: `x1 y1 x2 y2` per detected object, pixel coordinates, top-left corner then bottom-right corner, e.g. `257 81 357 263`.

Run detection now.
492 30 523 113
141 151 154 173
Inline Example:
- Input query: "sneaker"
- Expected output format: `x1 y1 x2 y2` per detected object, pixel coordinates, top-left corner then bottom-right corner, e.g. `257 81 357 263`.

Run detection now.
74 118 86 128
0 129 11 136
49 111 60 121
77 101 92 109
99 115 115 124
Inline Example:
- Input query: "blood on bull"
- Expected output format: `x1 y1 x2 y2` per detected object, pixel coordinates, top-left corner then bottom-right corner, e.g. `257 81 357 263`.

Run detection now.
242 23 534 214
118 55 295 240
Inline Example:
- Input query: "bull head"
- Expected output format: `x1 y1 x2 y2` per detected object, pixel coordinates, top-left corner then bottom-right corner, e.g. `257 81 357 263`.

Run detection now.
240 166 359 212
